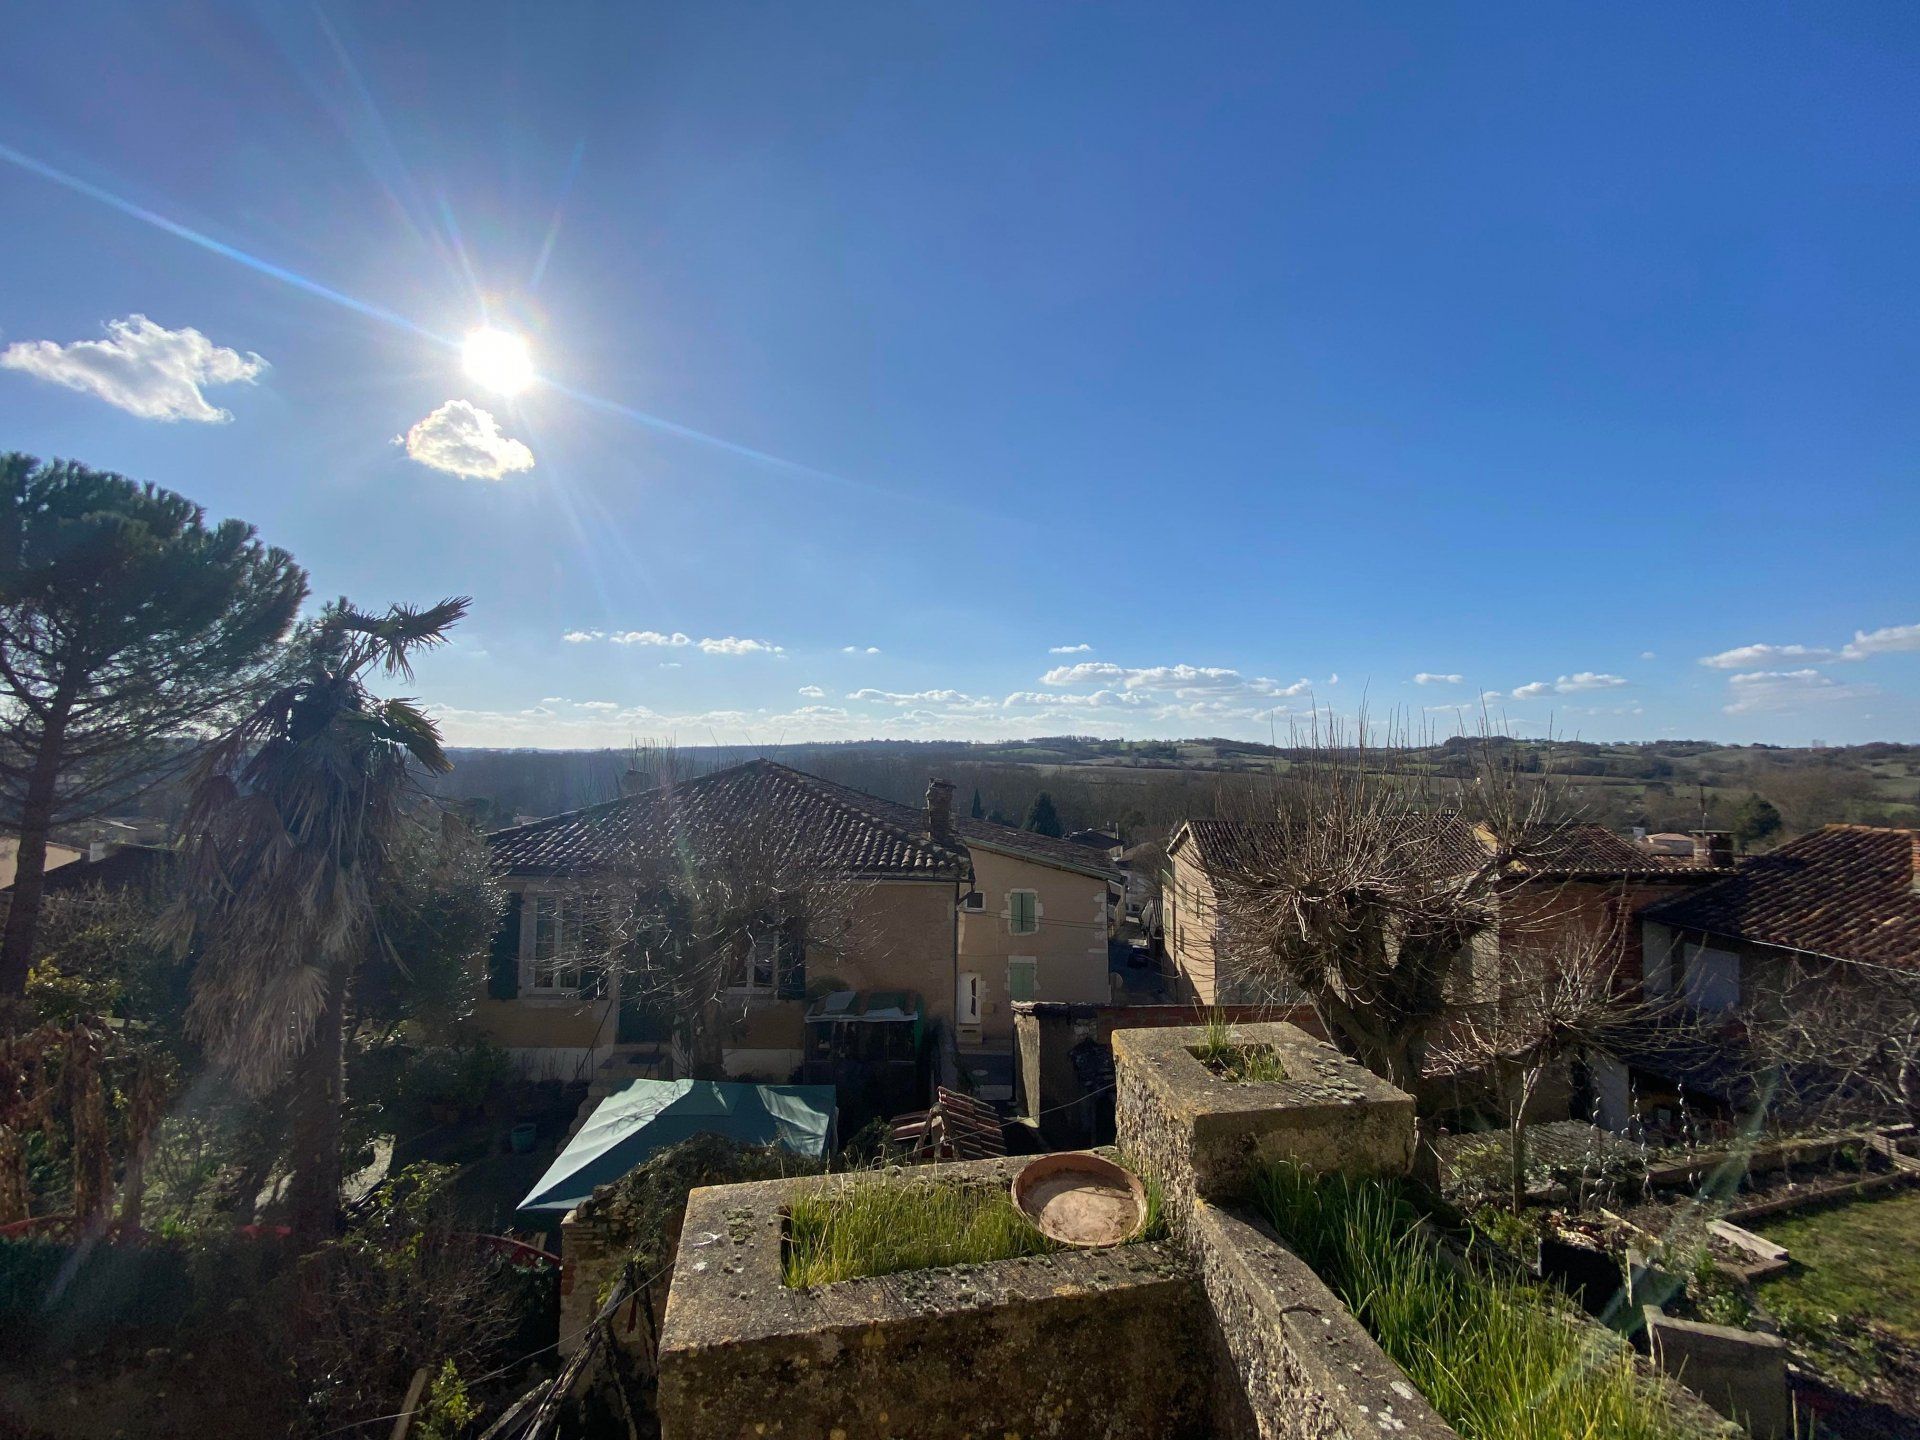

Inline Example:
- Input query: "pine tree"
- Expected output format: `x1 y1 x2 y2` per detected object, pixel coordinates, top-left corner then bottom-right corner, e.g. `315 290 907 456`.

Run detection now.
1024 791 1063 837
0 456 306 998
969 788 985 820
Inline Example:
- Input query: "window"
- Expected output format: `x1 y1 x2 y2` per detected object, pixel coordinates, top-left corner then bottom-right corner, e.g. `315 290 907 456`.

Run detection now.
1680 943 1740 1013
1008 889 1039 935
1007 957 1037 1003
728 933 779 995
957 971 982 1025
728 922 807 998
526 894 583 994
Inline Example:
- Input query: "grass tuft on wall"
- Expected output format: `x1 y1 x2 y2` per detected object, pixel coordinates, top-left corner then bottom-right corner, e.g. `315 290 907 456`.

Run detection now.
783 1179 1061 1287
1253 1163 1711 1440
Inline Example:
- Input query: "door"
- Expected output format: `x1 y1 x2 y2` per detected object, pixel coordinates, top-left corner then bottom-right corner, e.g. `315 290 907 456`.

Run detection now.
957 971 982 1026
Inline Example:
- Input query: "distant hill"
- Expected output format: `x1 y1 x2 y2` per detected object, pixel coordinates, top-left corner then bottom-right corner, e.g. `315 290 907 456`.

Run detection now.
425 736 1920 849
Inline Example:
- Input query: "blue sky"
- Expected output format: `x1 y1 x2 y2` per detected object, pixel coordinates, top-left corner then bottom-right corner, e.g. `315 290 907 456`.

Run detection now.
1 3 1916 749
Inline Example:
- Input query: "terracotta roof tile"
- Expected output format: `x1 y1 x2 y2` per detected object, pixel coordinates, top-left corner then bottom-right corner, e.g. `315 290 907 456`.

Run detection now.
1643 825 1920 968
488 760 1117 883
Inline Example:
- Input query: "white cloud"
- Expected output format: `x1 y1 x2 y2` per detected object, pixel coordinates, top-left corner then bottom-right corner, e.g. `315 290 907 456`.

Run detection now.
578 700 618 711
1723 668 1879 715
1842 622 1920 660
697 635 783 656
1004 689 1149 709
1480 690 1504 703
1413 673 1463 686
1511 673 1628 699
1640 651 1657 660
797 684 826 698
1698 642 1839 670
1049 643 1093 654
1556 672 1628 692
568 629 782 655
842 645 881 655
848 687 985 706
1041 661 1130 687
1326 674 1340 686
0 314 267 422
399 400 535 480
611 630 692 647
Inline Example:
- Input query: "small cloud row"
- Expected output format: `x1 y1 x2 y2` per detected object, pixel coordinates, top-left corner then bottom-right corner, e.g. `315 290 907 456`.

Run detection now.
563 629 783 656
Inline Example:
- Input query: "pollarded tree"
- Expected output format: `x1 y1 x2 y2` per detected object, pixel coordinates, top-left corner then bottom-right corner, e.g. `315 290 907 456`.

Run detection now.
170 597 467 1246
1210 711 1559 1098
0 455 307 999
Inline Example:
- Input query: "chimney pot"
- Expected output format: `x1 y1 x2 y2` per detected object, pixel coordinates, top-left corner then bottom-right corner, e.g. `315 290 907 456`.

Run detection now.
926 778 955 845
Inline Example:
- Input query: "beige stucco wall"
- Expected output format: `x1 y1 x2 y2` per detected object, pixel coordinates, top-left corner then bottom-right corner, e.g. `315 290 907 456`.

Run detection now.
956 847 1111 1049
471 874 962 1071
1162 842 1222 1006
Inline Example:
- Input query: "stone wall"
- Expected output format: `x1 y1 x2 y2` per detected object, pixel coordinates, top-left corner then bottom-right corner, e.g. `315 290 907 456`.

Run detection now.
1013 1001 1323 1149
1192 1202 1455 1440
1113 1021 1415 1224
655 1156 1212 1440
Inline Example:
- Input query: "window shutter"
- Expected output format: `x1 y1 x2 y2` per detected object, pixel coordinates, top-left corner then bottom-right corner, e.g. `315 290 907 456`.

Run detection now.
1008 959 1037 1002
488 892 523 1000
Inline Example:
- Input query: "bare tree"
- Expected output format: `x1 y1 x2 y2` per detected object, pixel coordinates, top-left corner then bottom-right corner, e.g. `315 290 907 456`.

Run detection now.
1429 923 1676 1210
573 747 878 1077
1211 710 1558 1098
1741 957 1920 1133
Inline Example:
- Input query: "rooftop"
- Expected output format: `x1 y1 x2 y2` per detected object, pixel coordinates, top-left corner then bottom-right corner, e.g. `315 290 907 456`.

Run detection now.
1644 824 1920 969
487 758 1119 883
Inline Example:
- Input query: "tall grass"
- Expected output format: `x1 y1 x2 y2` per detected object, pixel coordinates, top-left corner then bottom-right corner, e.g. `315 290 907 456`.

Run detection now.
1193 1013 1289 1083
783 1180 1061 1288
1252 1164 1707 1440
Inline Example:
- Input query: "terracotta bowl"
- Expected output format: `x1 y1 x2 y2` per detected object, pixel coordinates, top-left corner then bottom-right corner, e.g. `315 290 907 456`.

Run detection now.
1010 1152 1149 1248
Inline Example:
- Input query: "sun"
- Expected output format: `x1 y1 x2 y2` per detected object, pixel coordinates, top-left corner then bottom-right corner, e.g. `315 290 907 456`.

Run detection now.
462 326 535 395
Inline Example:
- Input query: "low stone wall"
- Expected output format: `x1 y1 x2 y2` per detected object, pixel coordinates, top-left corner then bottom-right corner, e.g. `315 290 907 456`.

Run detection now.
1192 1201 1455 1440
1643 1307 1790 1439
1114 1022 1415 1225
655 1156 1212 1440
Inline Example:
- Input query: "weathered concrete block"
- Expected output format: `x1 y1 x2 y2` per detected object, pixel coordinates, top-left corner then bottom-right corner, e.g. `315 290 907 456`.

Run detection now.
656 1155 1212 1440
1114 1022 1415 1219
1644 1306 1790 1439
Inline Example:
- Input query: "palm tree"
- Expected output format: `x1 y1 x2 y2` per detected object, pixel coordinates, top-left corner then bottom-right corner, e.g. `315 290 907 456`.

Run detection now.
172 597 467 1246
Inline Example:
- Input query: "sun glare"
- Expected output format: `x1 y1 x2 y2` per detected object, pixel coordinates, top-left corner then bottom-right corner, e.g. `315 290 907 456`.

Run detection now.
462 326 535 395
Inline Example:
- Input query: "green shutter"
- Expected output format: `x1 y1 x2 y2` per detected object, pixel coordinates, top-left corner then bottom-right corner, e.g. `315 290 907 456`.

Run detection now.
1008 959 1036 1002
488 892 523 1000
1011 891 1037 934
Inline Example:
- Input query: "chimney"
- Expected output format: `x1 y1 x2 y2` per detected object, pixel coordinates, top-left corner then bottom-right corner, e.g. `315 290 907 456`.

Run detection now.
926 778 955 845
619 768 654 796
1691 830 1733 868
88 840 107 863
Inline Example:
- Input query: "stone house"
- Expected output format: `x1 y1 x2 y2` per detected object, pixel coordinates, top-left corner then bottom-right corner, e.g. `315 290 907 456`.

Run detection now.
478 759 1118 1084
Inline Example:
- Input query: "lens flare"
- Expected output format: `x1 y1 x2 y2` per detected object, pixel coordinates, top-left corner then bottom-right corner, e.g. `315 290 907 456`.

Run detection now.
462 327 534 395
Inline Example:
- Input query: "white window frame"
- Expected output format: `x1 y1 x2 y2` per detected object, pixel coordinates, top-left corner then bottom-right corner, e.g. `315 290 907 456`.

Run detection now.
523 892 584 997
1007 956 1038 1003
1007 888 1041 936
727 932 781 998
957 970 982 1026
